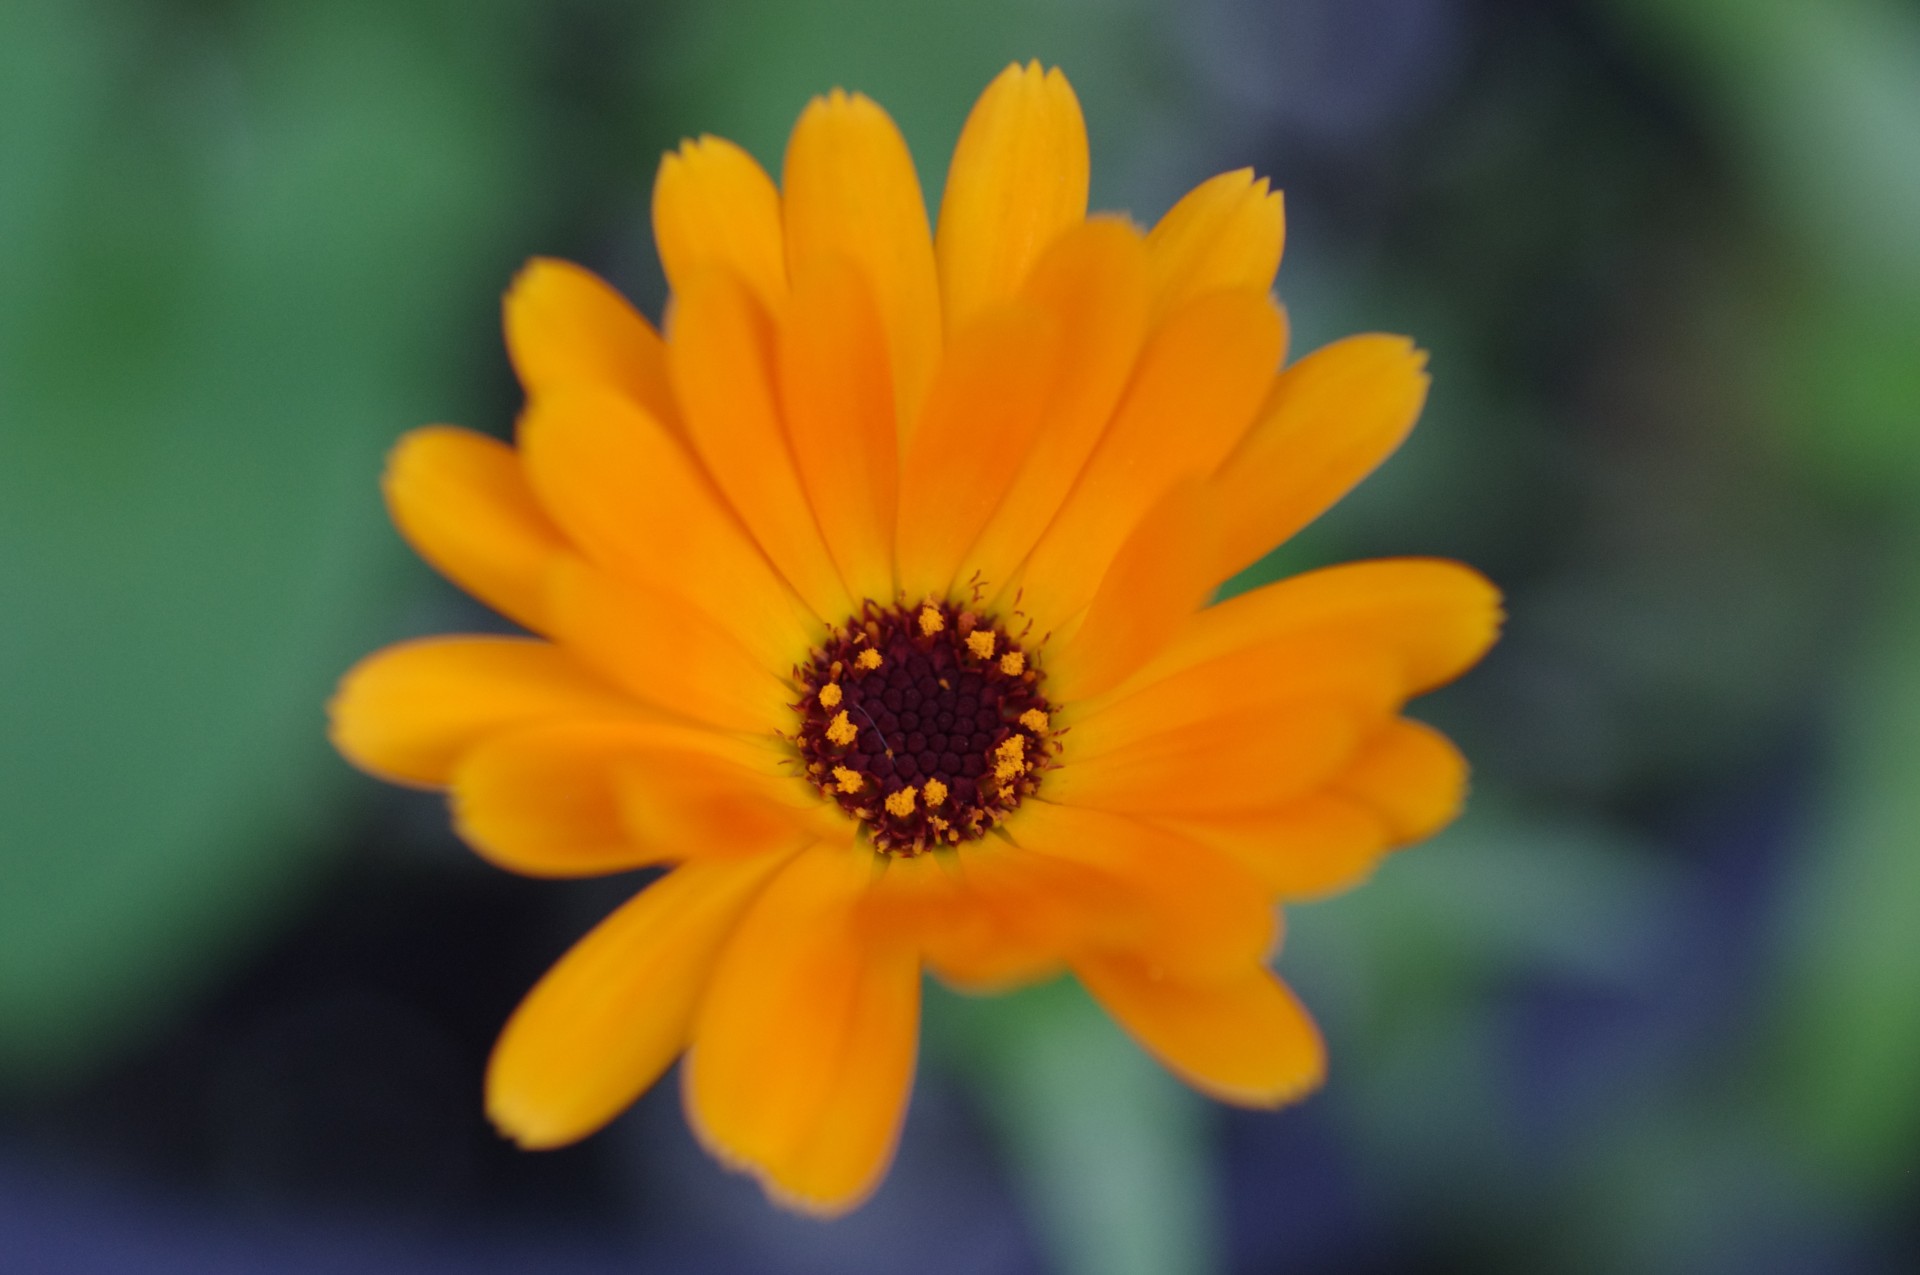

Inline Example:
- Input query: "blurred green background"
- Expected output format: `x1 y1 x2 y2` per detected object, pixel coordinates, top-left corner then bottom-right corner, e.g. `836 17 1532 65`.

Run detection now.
4 0 1920 1271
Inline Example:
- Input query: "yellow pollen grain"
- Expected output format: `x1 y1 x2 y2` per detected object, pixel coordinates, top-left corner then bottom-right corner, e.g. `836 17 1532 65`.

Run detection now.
832 766 864 793
825 711 858 746
885 786 918 818
922 777 948 807
966 629 996 660
918 605 945 636
818 682 843 709
993 735 1028 782
1019 708 1049 732
855 648 883 670
999 650 1025 676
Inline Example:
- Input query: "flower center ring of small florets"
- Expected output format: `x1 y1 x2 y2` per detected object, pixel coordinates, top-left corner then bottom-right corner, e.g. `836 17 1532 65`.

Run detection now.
794 600 1056 856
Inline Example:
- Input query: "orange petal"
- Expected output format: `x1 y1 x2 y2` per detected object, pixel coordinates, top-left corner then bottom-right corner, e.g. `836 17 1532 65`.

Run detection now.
1076 955 1325 1107
1013 288 1286 636
504 258 679 430
1146 169 1285 318
328 636 638 788
618 737 845 861
1112 558 1503 705
958 217 1152 595
685 846 921 1215
1335 715 1468 842
545 559 793 735
668 268 854 619
1047 695 1380 818
1163 717 1468 900
1047 479 1219 703
485 852 793 1149
450 721 818 877
1068 638 1403 763
866 854 1064 993
1208 334 1431 579
778 257 898 604
383 427 569 632
782 90 942 432
1165 795 1393 900
935 62 1089 334
895 301 1059 600
653 135 786 313
1007 801 1275 979
516 384 815 671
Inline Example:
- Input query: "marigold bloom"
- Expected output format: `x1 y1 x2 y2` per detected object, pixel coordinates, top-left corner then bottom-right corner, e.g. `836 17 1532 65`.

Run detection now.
330 62 1499 1215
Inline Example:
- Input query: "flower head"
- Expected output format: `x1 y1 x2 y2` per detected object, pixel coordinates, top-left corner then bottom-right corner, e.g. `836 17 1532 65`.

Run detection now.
330 62 1500 1215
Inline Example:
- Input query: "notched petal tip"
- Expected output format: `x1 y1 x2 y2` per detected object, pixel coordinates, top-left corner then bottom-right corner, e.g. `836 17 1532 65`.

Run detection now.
1147 167 1287 316
653 132 787 311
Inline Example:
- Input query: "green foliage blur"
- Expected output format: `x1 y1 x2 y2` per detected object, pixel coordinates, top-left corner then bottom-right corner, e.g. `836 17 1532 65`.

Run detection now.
4 0 1919 1271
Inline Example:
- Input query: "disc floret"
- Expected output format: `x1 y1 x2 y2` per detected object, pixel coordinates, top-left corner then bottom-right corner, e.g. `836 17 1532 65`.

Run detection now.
794 600 1055 855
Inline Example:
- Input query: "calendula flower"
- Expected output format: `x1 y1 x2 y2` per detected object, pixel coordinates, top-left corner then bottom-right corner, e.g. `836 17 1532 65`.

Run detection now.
330 62 1499 1214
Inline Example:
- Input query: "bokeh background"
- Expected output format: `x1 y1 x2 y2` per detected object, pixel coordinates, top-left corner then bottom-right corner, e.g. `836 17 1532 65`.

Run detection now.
6 0 1920 1271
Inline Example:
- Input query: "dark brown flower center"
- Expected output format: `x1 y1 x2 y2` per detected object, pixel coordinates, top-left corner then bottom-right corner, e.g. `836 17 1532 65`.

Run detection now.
793 600 1055 856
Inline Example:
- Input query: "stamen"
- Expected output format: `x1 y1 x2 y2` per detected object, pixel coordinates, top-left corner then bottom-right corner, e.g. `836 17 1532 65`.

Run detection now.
1019 708 1049 732
885 786 918 818
825 710 858 746
923 777 948 807
855 648 883 671
918 604 945 636
999 651 1025 676
818 682 843 709
966 629 996 660
832 766 864 793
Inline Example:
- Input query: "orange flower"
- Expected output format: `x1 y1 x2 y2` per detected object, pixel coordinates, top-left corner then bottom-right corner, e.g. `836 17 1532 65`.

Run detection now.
330 63 1499 1215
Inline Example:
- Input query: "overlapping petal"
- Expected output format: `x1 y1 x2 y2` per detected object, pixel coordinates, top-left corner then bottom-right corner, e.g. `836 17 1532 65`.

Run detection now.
383 427 569 632
1076 955 1324 1107
957 217 1152 595
1013 287 1287 635
895 300 1059 600
1145 168 1286 318
504 258 679 429
1046 479 1220 702
329 636 639 788
653 134 787 312
545 560 793 734
686 846 921 1214
486 852 794 1149
668 268 854 620
782 89 942 430
1207 335 1431 581
450 720 823 877
936 61 1089 333
1109 557 1502 705
1161 715 1470 898
778 257 899 604
517 384 816 669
